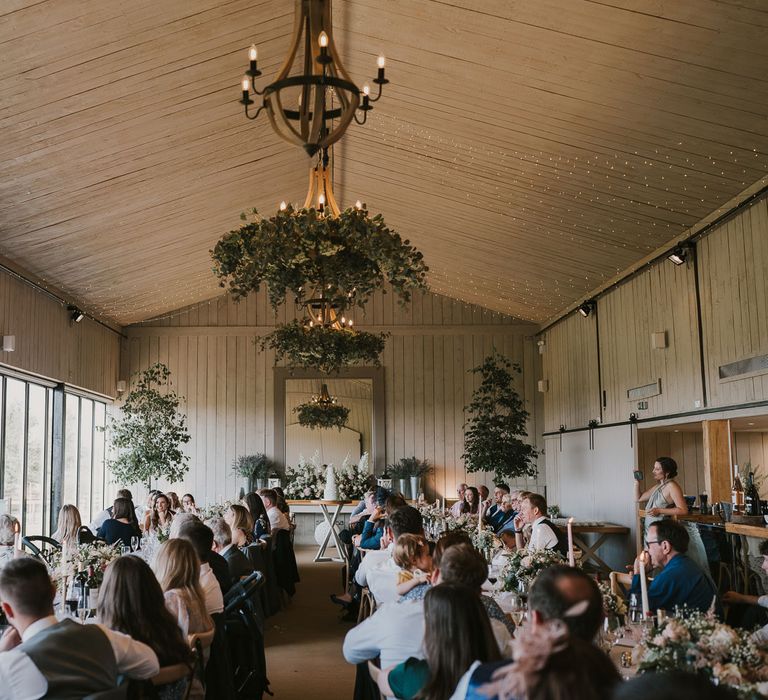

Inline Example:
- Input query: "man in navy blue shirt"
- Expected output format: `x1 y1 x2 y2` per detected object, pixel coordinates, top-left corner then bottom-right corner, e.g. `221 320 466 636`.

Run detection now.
630 519 721 617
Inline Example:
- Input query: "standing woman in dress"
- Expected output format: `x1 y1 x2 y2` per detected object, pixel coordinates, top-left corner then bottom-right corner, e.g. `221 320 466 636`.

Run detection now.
634 456 709 571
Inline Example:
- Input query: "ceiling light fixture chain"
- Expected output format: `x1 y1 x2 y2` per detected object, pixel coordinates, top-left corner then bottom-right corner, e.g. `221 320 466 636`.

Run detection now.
240 0 388 156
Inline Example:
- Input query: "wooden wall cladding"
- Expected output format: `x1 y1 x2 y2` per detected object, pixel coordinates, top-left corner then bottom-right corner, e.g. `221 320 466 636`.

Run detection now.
0 267 120 396
699 197 768 408
598 258 703 424
124 287 543 505
541 312 600 433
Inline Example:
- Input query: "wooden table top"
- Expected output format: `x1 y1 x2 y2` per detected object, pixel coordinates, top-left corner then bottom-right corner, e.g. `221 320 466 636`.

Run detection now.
725 522 768 539
571 524 630 534
638 510 723 524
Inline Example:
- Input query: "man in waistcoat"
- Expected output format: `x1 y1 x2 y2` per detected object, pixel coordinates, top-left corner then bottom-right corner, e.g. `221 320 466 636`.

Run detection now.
0 557 159 699
512 493 569 556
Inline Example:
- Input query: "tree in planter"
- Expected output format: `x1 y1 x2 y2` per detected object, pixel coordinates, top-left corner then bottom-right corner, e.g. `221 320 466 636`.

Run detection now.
233 454 272 491
105 363 191 488
462 352 537 481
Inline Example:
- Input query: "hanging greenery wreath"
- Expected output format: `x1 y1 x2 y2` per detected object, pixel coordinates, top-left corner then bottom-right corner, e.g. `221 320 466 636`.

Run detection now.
294 401 351 430
211 205 428 312
260 321 387 374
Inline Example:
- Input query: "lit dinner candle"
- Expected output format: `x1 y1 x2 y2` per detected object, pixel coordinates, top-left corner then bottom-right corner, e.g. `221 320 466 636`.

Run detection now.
13 521 21 551
477 503 483 535
639 553 650 616
567 517 575 567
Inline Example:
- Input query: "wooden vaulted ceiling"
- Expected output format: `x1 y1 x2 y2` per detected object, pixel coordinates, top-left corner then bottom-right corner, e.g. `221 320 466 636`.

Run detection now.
2 0 768 326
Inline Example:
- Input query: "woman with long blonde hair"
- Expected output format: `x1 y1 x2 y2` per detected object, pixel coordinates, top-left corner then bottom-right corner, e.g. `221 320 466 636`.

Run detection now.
52 504 82 550
224 504 254 548
152 538 212 637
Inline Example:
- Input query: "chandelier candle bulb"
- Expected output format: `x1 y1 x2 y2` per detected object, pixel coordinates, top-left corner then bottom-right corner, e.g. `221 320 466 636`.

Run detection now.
279 201 287 211
13 521 20 551
355 200 362 210
318 31 329 48
248 44 258 62
377 55 386 69
567 517 575 567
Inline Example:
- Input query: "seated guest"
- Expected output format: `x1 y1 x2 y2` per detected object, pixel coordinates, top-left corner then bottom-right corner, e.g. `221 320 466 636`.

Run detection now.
354 493 405 552
90 488 139 531
98 556 193 700
181 493 198 514
52 504 84 552
0 558 159 698
273 487 290 515
207 517 253 581
433 543 514 645
393 534 433 597
259 489 291 532
512 493 568 555
144 493 174 534
224 504 254 547
470 622 620 700
176 520 230 610
489 494 516 534
452 565 609 699
478 485 491 510
485 483 510 520
0 515 23 571
347 490 376 532
169 512 198 539
375 585 501 700
242 491 271 541
357 506 425 605
165 491 182 513
631 519 720 616
97 497 141 547
723 539 768 642
460 486 481 516
153 539 214 637
450 483 468 517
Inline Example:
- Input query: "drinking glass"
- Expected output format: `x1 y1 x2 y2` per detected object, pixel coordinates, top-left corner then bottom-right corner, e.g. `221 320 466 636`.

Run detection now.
131 536 139 552
77 607 89 624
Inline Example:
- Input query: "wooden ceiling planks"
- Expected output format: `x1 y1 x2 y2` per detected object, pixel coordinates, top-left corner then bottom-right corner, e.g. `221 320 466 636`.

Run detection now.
1 0 768 324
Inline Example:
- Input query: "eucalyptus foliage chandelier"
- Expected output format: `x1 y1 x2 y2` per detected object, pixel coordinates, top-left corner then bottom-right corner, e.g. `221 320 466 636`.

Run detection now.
211 151 428 374
294 383 350 430
239 0 388 157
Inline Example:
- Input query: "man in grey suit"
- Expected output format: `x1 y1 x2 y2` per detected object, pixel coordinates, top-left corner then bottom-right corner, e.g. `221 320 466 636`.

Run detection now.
208 517 254 581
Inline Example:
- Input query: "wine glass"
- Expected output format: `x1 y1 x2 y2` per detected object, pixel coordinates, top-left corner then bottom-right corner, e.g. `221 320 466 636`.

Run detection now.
77 606 89 624
130 536 139 552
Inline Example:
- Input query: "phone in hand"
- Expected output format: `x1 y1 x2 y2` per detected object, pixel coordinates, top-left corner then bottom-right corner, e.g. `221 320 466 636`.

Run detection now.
633 470 644 481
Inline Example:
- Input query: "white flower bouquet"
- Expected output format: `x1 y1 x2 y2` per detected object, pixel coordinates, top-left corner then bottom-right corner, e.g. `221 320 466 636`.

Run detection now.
598 581 627 617
54 542 123 588
284 455 325 499
638 611 768 698
500 547 567 592
336 453 373 501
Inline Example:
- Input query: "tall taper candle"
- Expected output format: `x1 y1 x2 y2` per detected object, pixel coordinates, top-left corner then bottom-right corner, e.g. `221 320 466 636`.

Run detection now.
567 517 575 567
639 555 650 616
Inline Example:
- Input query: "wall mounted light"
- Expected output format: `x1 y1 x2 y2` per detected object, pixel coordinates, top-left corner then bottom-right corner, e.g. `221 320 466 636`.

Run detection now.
2 336 15 352
537 379 549 393
667 242 694 266
116 380 127 394
537 338 546 355
68 306 85 323
578 300 596 317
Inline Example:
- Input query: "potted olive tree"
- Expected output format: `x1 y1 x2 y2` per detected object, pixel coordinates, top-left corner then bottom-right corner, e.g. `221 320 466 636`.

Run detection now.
104 363 191 489
233 454 272 491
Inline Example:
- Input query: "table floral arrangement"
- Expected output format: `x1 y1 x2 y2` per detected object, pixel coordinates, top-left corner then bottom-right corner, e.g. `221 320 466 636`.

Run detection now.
54 542 122 590
471 525 499 552
598 581 627 619
284 451 371 500
199 499 235 520
500 548 568 592
637 611 768 698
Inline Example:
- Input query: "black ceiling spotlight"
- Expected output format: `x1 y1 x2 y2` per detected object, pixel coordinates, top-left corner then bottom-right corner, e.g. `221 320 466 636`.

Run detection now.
577 299 596 317
667 242 694 266
68 305 85 323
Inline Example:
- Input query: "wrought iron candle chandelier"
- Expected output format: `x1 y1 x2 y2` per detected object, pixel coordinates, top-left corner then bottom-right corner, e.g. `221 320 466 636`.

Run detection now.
239 0 388 157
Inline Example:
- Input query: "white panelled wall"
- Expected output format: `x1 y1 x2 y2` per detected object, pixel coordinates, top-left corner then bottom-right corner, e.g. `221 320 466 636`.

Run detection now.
122 286 544 507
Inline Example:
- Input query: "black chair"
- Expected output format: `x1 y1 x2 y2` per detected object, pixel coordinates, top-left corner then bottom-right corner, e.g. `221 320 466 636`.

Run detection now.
272 528 300 598
205 612 236 700
77 526 96 544
244 540 281 616
21 535 61 564
224 571 270 699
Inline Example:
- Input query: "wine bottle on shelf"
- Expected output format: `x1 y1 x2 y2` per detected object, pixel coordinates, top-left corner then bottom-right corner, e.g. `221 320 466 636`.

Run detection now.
745 471 760 516
732 464 744 515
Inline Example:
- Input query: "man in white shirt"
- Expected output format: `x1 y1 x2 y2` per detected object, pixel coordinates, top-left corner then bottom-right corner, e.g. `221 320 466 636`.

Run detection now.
355 506 425 605
0 558 159 700
177 520 226 614
449 483 468 517
513 493 567 555
260 489 291 532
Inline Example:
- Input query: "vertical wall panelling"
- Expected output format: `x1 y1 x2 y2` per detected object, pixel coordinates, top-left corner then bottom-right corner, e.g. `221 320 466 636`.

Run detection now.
125 287 540 505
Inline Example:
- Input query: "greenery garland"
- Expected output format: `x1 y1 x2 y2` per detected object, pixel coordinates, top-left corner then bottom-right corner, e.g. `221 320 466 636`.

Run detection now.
211 205 429 314
260 320 387 374
294 401 351 430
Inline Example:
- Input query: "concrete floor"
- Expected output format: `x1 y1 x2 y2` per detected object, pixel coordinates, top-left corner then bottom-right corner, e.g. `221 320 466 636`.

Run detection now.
264 546 356 700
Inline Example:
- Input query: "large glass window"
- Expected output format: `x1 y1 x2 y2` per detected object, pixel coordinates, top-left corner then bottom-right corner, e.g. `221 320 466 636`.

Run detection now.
0 373 107 536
